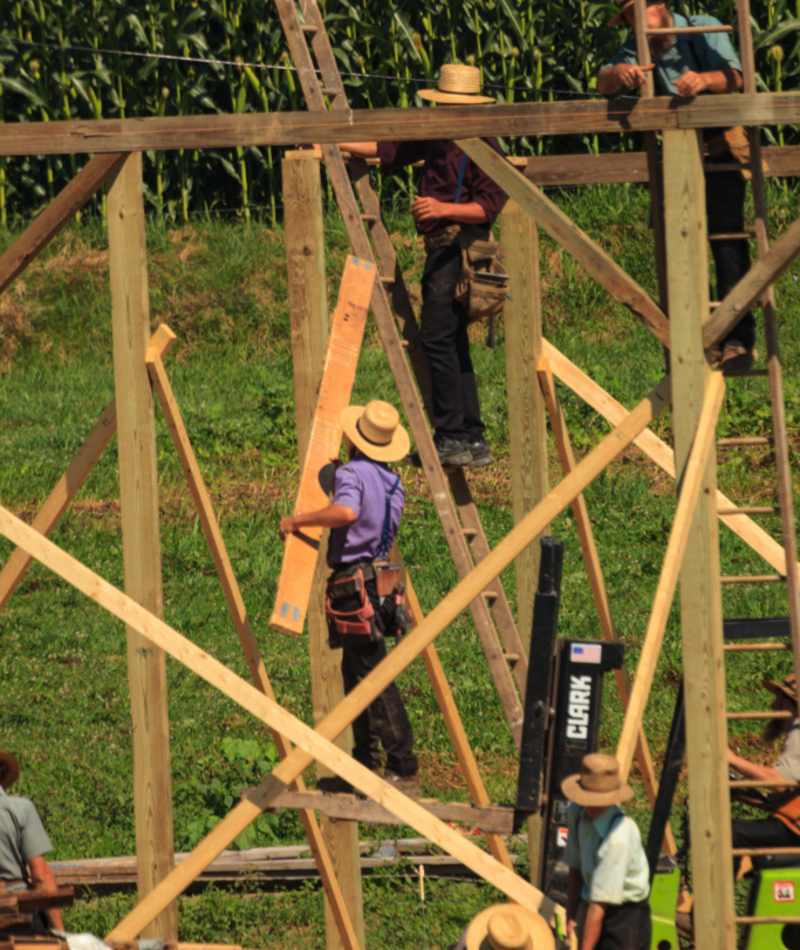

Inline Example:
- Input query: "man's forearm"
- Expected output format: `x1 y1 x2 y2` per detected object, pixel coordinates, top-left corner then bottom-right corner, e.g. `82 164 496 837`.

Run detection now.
729 748 787 786
597 66 623 96
580 902 606 950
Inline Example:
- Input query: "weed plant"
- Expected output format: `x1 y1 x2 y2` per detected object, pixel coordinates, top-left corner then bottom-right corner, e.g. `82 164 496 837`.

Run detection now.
0 180 799 947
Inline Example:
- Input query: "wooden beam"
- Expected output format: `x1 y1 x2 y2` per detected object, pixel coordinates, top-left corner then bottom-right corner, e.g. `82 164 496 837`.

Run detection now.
0 325 174 613
537 358 677 856
457 138 670 346
541 338 797 577
100 376 670 939
107 152 176 941
270 256 376 637
664 127 734 949
0 153 127 295
702 209 800 348
145 344 361 950
0 505 566 936
615 371 725 777
1 94 800 156
281 151 365 950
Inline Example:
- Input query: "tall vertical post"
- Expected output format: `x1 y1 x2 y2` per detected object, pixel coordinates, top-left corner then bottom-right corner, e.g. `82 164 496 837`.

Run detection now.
107 152 177 940
500 200 548 885
663 129 735 950
282 150 366 950
500 200 547 649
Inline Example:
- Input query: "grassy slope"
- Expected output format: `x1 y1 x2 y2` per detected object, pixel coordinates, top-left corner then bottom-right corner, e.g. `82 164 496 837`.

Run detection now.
0 181 799 947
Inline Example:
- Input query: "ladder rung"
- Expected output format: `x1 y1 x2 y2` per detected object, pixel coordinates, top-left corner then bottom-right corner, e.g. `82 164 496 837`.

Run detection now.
361 214 378 224
727 710 793 721
736 916 800 925
708 231 754 241
731 780 800 791
320 87 340 98
482 590 499 602
725 641 790 652
721 574 785 584
716 437 771 447
380 276 394 285
462 527 478 538
301 24 318 34
504 653 520 664
645 24 734 35
717 506 779 516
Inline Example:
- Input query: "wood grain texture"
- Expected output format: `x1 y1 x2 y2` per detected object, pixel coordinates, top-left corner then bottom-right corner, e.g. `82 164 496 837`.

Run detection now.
270 256 375 637
107 153 176 940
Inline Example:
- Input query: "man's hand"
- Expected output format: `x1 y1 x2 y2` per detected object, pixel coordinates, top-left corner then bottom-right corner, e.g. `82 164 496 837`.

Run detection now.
674 70 709 98
615 62 654 89
411 195 447 224
279 516 296 541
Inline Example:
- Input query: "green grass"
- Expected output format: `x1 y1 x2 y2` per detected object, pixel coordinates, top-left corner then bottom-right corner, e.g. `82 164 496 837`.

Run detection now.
1 180 799 947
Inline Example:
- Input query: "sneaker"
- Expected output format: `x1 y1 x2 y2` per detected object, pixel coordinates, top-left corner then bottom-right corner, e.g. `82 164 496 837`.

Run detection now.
465 438 493 468
719 340 755 375
383 771 422 799
434 435 472 467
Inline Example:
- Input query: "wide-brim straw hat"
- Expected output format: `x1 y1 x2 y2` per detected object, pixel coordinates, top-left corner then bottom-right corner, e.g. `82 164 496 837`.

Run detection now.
418 64 495 104
561 753 634 807
341 401 410 463
764 673 798 703
0 752 20 790
608 0 635 26
466 904 555 950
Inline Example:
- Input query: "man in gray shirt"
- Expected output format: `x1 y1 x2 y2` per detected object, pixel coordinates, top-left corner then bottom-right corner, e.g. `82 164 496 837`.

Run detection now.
729 674 800 855
0 751 64 931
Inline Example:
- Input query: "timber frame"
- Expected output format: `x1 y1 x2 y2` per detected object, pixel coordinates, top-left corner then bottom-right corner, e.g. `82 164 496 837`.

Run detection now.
2 16 800 950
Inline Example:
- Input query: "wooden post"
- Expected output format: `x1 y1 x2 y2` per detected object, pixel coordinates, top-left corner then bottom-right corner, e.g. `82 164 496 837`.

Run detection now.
663 129 735 950
499 199 547 884
106 152 177 940
282 150 365 950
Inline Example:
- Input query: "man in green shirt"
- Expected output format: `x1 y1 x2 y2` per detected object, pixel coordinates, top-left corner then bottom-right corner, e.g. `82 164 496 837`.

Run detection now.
563 753 651 950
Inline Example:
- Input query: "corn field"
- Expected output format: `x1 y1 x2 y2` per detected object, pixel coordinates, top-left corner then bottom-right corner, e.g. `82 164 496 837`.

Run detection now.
1 0 798 224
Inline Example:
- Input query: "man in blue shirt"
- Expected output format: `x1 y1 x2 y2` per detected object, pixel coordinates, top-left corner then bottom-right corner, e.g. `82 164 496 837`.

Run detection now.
279 401 420 796
598 0 756 374
562 753 651 950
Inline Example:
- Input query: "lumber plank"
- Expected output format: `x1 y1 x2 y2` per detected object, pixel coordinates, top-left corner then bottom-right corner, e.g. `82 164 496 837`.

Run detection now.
0 153 126 295
702 209 800 348
97 377 668 939
664 128 734 949
270 255 376 637
282 150 365 950
146 346 360 950
541 339 796 577
0 325 174 613
0 506 564 937
537 358 676 856
457 138 670 346
2 95 800 155
615 372 725 777
107 152 176 941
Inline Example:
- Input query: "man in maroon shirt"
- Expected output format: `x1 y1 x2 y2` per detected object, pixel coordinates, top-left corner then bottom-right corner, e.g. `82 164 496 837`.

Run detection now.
334 65 506 468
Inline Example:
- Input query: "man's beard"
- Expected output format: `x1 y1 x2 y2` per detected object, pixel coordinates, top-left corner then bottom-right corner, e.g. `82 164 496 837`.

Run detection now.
763 716 789 745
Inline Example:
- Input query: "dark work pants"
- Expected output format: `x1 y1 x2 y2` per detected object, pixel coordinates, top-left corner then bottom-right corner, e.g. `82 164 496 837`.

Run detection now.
418 244 485 443
732 816 799 851
705 156 756 350
596 899 651 950
340 578 418 777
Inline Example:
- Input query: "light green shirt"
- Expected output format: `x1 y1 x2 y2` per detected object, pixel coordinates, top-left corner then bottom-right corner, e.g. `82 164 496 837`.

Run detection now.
564 802 650 905
0 786 53 882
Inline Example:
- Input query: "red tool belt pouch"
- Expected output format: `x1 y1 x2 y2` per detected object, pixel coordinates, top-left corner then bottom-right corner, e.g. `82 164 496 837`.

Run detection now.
773 794 800 837
325 567 380 647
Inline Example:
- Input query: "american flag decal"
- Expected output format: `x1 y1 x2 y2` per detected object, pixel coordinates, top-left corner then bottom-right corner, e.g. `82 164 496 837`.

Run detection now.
571 643 602 664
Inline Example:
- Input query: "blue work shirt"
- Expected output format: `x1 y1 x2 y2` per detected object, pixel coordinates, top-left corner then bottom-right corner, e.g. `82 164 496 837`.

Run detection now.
606 14 742 97
0 786 53 882
328 453 404 566
564 802 650 905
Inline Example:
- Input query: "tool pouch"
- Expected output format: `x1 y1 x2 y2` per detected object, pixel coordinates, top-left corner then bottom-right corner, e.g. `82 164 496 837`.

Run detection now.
325 567 380 647
772 794 800 837
384 582 414 640
454 230 510 324
373 559 403 598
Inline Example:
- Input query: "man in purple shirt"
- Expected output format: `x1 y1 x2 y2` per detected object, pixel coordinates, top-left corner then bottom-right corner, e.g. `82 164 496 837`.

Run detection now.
333 64 506 468
279 400 420 796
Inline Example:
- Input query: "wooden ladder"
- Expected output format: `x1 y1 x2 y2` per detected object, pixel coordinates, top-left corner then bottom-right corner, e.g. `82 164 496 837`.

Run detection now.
273 0 529 746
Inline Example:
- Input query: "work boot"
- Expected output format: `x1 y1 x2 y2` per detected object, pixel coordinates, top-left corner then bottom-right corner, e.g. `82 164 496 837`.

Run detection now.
719 340 755 375
316 775 355 794
383 771 422 799
465 437 493 468
434 435 472 467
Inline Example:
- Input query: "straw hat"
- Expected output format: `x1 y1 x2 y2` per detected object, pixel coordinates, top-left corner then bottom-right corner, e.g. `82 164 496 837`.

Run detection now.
561 753 634 808
340 401 410 463
465 904 555 950
608 0 635 26
763 673 798 703
418 64 495 105
0 752 20 791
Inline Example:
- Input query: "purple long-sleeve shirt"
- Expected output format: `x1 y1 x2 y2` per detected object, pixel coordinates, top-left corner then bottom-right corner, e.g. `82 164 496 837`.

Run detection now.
375 140 506 235
327 453 404 566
